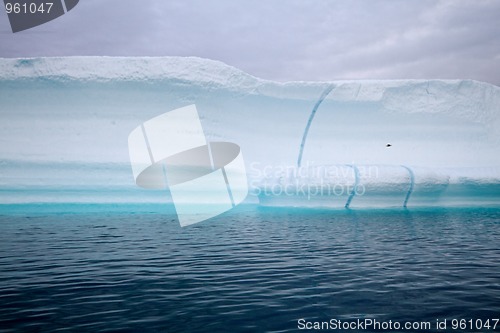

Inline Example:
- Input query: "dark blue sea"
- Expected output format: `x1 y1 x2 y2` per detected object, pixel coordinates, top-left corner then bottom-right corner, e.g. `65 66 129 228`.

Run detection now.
1 205 499 332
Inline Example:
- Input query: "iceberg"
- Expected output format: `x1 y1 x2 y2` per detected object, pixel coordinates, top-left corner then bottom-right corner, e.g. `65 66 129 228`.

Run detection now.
0 57 499 208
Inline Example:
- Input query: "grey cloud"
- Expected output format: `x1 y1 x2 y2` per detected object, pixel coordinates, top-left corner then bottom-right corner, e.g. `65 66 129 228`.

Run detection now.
0 0 498 85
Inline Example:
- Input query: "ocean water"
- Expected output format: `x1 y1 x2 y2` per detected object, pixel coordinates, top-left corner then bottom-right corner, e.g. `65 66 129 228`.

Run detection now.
0 206 499 332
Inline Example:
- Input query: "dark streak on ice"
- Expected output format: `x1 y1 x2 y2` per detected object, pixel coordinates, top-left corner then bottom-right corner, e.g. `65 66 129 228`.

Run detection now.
297 84 335 168
345 164 359 209
401 165 415 208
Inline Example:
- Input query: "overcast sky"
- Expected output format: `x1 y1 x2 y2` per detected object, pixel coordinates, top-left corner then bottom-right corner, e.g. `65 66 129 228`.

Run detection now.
1 0 499 85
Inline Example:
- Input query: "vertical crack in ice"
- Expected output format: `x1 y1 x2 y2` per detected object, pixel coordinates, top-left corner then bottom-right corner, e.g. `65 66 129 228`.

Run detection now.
401 165 415 208
354 84 362 100
297 84 335 167
345 164 359 209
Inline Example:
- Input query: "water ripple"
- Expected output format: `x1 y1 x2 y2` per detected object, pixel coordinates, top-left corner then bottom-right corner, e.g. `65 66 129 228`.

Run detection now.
0 208 499 332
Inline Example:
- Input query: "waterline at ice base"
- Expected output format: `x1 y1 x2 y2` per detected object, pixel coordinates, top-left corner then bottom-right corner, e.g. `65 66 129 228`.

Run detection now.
0 57 499 211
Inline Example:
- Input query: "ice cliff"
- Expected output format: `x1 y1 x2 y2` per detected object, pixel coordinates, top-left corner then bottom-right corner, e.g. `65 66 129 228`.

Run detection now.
0 57 499 208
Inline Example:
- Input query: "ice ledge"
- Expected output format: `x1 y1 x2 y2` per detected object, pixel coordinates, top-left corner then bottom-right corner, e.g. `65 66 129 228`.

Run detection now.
1 57 499 102
0 56 260 89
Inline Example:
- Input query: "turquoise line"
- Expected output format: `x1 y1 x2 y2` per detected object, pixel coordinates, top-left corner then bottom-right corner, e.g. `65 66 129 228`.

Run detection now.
401 165 415 208
297 84 335 168
345 164 359 209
